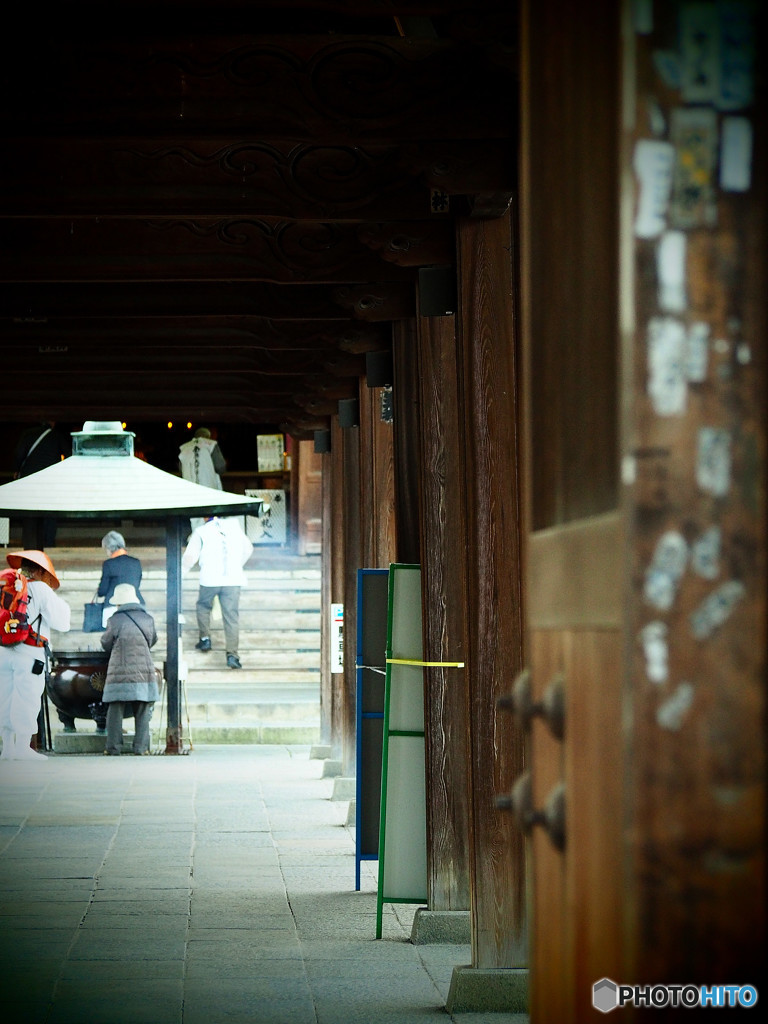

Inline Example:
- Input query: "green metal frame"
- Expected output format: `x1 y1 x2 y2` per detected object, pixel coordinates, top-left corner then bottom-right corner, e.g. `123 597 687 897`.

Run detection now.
375 562 426 939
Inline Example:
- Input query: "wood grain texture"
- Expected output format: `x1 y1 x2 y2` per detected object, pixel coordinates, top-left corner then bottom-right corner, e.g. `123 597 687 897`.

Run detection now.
457 211 526 967
341 395 363 776
294 440 323 556
623 3 766 991
416 309 471 912
528 512 623 629
521 0 619 531
520 1 766 1017
327 417 347 759
319 443 333 746
519 1 623 1016
392 319 422 565
359 384 397 569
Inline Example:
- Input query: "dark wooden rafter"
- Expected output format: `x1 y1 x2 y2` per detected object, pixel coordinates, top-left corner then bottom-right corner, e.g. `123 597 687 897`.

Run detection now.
0 139 513 219
0 283 415 320
23 346 354 376
3 37 514 144
13 402 329 427
0 219 419 284
10 1 510 14
357 221 454 266
8 318 391 351
22 372 349 395
0 2 515 429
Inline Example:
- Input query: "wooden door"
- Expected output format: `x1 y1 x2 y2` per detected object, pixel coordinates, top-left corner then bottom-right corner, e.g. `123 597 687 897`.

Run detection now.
519 2 765 1020
294 440 323 555
519 2 624 1018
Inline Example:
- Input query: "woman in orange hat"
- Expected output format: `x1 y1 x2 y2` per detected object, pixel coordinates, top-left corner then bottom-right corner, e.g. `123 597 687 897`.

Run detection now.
0 550 71 761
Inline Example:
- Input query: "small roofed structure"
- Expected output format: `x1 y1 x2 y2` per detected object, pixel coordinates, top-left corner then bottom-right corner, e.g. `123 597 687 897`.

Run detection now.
0 421 261 519
0 421 264 754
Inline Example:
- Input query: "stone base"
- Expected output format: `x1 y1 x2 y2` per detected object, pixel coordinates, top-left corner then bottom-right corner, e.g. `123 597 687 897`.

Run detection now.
52 726 320 751
309 743 331 759
53 732 132 755
321 758 343 778
184 724 320 744
446 966 528 1014
410 908 471 945
345 799 356 826
331 776 355 800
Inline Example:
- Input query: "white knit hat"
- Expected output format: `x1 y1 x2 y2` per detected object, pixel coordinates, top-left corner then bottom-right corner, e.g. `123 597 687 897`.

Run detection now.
112 583 140 606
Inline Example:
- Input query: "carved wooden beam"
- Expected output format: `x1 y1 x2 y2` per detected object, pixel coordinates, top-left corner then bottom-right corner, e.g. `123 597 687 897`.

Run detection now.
334 324 393 352
20 371 339 397
322 353 368 376
26 1 509 15
22 345 340 376
3 404 315 427
397 139 516 195
0 282 415 319
298 376 359 400
2 317 392 350
2 36 514 144
333 284 414 320
358 221 454 266
292 396 344 417
0 219 418 284
0 393 324 422
0 139 509 219
279 414 333 437
280 426 326 441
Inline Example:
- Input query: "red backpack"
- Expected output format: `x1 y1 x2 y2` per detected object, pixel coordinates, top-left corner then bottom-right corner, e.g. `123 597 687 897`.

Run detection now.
0 568 34 645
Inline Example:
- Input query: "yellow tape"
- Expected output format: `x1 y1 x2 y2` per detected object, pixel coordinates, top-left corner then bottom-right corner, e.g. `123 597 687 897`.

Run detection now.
386 658 465 668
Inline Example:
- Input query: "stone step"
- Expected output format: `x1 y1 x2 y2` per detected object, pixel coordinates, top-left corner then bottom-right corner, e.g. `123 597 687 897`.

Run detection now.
41 546 323 745
53 720 321 751
187 702 318 724
59 580 321 597
58 581 321 597
186 668 320 684
59 573 322 589
52 629 320 653
48 549 320 575
59 599 321 619
185 650 320 667
51 693 321 750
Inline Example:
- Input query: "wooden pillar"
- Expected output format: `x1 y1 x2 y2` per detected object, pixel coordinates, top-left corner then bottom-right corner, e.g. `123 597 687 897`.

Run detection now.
457 210 526 967
623 0 766 992
359 382 397 568
341 399 362 777
517 3 765 1018
294 439 323 556
519 1 623 1017
321 416 346 760
416 306 472 913
392 319 422 565
319 443 334 748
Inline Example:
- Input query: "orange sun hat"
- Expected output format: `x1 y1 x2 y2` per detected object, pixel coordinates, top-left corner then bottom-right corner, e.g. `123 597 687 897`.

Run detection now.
6 550 61 590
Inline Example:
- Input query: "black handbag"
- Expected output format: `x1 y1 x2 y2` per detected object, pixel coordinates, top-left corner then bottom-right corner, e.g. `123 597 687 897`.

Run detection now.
83 602 105 632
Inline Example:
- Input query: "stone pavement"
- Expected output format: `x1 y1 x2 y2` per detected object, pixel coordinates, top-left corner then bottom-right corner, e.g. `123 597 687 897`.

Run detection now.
0 745 528 1024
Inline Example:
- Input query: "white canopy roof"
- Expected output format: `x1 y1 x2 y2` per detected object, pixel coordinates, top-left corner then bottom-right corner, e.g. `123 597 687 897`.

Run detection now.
0 450 262 519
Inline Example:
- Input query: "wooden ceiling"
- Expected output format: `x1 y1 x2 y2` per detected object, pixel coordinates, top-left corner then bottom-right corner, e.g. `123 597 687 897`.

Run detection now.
1 1 517 437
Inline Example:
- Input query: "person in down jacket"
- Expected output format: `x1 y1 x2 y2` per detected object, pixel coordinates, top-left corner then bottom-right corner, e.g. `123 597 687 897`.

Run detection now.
100 583 159 756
